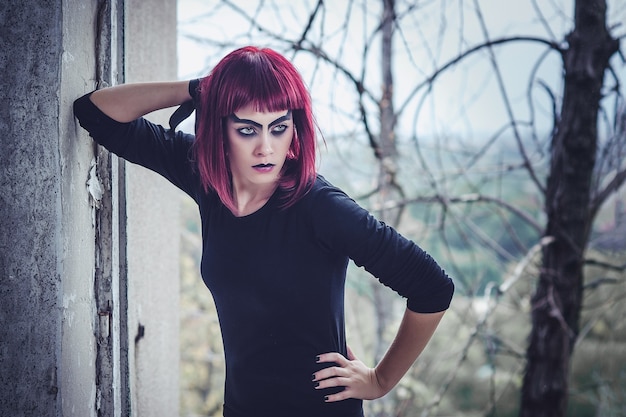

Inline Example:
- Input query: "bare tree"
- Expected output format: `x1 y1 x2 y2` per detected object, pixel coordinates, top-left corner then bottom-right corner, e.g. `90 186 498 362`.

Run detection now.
520 1 621 416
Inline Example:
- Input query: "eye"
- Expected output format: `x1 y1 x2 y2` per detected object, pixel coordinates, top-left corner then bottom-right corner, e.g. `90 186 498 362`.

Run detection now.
272 124 288 135
237 127 256 136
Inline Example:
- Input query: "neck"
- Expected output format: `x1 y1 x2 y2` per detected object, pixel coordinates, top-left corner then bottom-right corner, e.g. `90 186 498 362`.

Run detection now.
232 182 278 217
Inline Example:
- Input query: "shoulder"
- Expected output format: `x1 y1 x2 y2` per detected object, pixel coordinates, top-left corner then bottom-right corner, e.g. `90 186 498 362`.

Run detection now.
300 175 363 216
296 175 376 241
305 175 354 204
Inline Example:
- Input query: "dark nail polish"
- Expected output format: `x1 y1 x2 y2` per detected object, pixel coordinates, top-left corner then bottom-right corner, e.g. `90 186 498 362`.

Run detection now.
324 396 329 402
312 374 316 381
314 382 320 388
315 355 320 362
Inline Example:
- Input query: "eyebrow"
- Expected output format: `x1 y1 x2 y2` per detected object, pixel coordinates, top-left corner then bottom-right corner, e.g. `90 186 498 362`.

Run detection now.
229 110 292 129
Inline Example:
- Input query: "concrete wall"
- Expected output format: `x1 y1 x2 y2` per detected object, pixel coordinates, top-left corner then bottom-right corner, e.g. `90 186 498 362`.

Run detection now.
60 2 102 416
125 1 181 416
1 2 80 416
0 1 180 416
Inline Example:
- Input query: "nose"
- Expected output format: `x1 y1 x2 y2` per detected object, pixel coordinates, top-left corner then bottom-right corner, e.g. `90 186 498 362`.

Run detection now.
256 132 273 156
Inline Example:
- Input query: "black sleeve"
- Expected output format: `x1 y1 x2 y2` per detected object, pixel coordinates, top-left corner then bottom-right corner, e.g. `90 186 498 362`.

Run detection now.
310 179 454 313
73 92 200 201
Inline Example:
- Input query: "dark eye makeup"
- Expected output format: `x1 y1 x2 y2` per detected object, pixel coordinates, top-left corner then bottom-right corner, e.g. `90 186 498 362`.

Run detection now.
234 122 290 138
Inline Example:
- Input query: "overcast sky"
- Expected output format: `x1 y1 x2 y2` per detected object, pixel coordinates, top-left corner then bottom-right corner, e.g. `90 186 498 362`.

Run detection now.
176 0 625 139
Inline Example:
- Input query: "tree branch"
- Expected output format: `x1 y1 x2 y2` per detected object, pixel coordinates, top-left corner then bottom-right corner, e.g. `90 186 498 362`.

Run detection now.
292 0 324 51
371 193 543 234
397 36 563 116
472 0 546 196
590 169 626 218
584 258 626 272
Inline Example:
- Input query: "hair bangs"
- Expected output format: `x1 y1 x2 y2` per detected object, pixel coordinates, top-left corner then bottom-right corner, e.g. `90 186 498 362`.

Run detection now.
215 52 305 117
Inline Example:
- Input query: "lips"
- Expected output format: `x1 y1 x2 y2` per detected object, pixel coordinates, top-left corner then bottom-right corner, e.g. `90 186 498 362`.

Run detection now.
253 163 275 168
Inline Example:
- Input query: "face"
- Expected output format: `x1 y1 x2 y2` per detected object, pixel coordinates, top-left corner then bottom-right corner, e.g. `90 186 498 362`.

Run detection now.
225 103 294 192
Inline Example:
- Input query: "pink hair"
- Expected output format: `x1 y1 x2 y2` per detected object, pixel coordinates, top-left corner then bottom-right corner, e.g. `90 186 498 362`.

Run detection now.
193 46 317 213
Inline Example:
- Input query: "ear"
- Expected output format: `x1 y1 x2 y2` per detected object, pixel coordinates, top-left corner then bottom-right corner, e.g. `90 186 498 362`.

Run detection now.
287 127 299 160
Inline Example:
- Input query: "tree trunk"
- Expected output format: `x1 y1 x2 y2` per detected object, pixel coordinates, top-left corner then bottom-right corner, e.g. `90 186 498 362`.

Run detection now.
372 0 400 364
370 1 403 416
519 1 619 416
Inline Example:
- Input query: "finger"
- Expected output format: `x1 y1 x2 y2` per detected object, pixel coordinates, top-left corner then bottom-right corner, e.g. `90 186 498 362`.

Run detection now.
316 352 348 366
324 389 353 403
313 365 350 382
314 376 350 390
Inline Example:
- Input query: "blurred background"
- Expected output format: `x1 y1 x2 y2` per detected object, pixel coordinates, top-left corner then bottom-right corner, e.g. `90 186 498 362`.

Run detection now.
175 1 626 416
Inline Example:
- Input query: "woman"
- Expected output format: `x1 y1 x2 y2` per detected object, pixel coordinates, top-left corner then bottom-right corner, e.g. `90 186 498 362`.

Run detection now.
74 46 454 417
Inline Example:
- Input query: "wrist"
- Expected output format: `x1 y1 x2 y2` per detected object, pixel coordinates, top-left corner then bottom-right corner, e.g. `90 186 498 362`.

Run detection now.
188 78 201 101
372 367 394 397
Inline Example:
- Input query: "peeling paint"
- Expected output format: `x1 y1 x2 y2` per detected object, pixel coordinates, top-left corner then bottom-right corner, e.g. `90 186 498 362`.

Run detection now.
87 158 103 208
63 50 75 63
63 293 77 328
87 158 103 229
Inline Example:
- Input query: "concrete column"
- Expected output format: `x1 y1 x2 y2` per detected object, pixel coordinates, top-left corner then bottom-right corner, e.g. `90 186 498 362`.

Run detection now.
1 1 97 416
124 1 181 416
0 1 180 416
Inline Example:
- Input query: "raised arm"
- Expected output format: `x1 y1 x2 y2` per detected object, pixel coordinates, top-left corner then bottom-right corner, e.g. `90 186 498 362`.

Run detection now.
89 81 192 123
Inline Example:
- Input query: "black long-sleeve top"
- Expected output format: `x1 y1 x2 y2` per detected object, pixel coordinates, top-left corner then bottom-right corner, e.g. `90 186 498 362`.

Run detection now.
73 92 454 417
